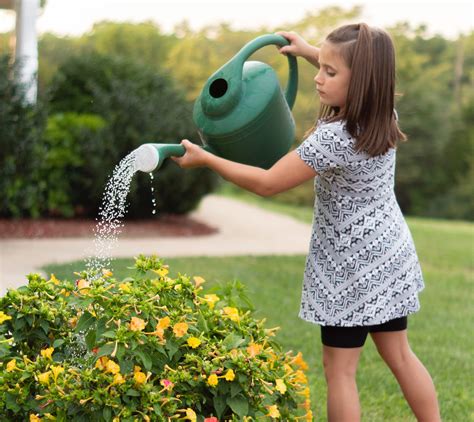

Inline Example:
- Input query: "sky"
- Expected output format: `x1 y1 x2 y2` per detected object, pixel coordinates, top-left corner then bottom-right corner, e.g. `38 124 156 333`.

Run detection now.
0 0 472 39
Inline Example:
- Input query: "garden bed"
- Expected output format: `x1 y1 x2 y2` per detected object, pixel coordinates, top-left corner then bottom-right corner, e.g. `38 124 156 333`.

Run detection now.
0 216 218 239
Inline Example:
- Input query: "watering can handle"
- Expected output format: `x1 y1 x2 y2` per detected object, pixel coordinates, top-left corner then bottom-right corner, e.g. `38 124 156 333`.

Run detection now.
235 34 298 109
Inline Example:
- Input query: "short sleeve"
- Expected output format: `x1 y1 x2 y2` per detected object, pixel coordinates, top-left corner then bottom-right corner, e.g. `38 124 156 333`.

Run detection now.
295 124 349 174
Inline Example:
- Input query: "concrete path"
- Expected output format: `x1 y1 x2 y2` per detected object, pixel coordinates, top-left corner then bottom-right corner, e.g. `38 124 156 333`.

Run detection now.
0 195 312 295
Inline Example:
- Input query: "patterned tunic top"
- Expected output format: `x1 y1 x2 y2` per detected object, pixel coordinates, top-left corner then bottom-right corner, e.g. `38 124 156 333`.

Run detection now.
296 120 424 327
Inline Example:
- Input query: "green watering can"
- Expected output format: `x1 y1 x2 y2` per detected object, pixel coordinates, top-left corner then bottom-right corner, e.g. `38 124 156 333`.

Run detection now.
134 34 298 173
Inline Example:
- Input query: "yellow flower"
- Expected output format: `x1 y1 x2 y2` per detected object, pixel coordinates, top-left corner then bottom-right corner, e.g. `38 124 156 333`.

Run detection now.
77 279 90 293
112 418 120 422
207 373 219 387
193 276 206 288
174 284 182 291
267 404 280 419
134 370 147 385
275 379 287 394
51 365 64 382
0 311 12 324
173 322 188 338
49 274 60 285
224 369 235 381
246 343 262 358
38 371 51 385
102 269 113 277
113 373 125 385
187 337 201 349
184 408 197 421
68 316 78 328
222 307 240 322
40 347 54 360
30 414 41 422
201 294 220 309
59 288 70 297
158 316 171 329
119 283 131 293
292 351 309 371
147 326 165 340
153 267 169 278
105 359 121 374
95 356 109 370
294 369 308 384
298 386 311 399
6 359 17 372
129 316 146 332
305 409 313 421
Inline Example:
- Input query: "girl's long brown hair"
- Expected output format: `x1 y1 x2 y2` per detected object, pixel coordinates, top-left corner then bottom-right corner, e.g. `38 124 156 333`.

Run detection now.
314 23 406 157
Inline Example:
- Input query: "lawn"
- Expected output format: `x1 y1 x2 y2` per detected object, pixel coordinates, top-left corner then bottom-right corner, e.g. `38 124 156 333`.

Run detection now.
43 207 474 421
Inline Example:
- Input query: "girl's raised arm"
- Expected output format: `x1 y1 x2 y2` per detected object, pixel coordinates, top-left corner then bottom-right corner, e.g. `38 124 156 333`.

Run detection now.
172 140 317 197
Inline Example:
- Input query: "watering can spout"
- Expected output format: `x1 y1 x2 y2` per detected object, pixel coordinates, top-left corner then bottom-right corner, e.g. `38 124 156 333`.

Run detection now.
133 143 186 173
133 143 214 173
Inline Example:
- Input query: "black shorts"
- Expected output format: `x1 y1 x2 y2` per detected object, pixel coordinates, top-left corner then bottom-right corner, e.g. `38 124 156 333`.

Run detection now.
321 317 408 348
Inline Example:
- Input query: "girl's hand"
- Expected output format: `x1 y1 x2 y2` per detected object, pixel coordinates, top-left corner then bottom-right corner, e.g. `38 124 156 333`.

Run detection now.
276 31 320 67
171 139 209 169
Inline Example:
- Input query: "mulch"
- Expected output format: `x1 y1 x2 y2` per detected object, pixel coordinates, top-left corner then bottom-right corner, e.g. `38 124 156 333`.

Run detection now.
0 215 218 239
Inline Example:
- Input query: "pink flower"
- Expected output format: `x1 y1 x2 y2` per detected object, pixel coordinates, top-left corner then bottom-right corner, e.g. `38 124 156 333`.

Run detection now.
204 418 219 422
160 378 174 390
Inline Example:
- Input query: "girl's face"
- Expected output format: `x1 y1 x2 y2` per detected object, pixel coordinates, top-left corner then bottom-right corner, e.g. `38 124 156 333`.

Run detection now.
315 42 351 110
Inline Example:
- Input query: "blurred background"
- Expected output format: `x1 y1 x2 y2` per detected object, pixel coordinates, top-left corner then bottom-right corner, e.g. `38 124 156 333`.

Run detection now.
1 0 473 221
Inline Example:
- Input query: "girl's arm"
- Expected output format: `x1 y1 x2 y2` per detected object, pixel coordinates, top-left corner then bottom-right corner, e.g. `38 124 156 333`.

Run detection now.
276 31 320 68
171 140 317 197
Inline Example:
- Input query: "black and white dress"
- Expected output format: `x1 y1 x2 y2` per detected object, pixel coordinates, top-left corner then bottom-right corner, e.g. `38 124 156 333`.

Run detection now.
296 120 424 327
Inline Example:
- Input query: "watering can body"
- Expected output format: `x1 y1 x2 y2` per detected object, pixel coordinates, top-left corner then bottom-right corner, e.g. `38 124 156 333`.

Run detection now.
134 34 298 173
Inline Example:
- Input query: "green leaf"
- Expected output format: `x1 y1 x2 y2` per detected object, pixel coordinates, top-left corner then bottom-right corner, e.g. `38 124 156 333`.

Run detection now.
230 382 242 398
96 342 115 357
75 311 95 333
222 333 245 350
126 389 141 397
227 394 249 418
5 392 20 412
39 319 50 334
213 395 227 419
85 329 96 350
102 407 112 420
136 349 152 371
197 312 209 333
53 339 65 348
101 330 117 339
166 339 179 360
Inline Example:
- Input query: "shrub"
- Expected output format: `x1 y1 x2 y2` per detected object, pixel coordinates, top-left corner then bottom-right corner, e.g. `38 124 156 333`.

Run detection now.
48 53 218 218
0 54 47 218
0 256 312 421
40 112 109 217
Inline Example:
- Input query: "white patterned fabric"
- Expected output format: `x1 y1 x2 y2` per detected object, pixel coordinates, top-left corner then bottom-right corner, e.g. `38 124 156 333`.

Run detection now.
296 120 424 327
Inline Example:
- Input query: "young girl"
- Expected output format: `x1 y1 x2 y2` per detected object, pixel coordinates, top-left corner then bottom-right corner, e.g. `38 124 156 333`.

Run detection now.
172 23 441 421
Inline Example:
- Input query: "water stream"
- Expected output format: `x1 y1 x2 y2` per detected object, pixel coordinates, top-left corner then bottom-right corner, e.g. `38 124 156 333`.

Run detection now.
84 152 138 278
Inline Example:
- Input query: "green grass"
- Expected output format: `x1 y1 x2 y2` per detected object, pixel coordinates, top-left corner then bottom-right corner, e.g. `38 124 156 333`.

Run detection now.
43 213 474 421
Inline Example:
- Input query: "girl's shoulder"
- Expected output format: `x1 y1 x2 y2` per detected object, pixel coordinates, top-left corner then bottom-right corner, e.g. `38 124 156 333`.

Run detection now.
314 119 354 145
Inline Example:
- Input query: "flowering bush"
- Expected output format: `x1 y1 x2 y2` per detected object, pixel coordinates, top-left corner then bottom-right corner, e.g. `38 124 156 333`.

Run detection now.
0 255 312 421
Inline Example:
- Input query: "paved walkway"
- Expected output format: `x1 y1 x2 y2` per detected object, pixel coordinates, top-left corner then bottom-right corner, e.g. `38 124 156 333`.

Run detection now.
0 195 312 295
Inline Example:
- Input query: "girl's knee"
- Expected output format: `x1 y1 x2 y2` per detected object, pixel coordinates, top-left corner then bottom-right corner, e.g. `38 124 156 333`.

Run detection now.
371 332 414 372
322 347 361 380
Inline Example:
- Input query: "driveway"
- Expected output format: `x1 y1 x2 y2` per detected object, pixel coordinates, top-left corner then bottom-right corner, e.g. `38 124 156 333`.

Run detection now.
0 195 312 295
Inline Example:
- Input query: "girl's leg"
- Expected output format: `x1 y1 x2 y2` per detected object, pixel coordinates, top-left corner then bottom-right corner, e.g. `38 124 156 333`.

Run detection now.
322 345 363 422
370 330 441 421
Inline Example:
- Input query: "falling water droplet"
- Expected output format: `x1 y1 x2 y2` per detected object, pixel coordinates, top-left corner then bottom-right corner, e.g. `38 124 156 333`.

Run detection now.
150 172 158 216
